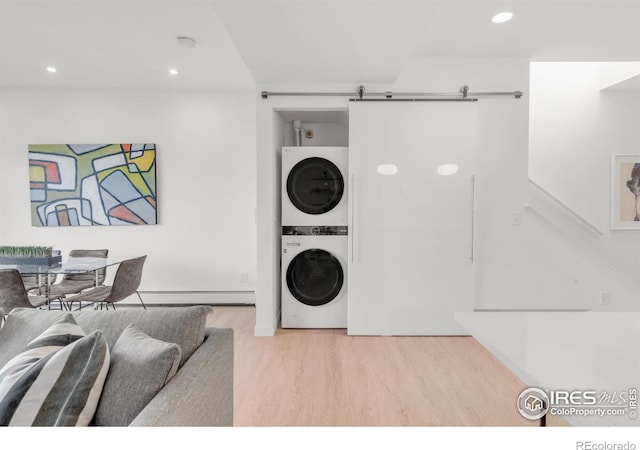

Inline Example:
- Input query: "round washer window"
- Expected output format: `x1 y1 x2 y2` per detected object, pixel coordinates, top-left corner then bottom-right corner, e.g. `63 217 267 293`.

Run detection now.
286 249 344 306
287 157 344 215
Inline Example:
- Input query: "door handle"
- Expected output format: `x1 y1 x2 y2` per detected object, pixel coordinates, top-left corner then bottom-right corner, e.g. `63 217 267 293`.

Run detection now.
470 174 475 263
351 174 358 263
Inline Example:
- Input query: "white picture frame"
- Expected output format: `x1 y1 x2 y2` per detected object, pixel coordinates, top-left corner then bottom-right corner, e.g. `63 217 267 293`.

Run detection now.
611 155 640 230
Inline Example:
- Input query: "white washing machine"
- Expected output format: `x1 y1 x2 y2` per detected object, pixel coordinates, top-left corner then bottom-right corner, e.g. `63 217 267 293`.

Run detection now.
281 226 348 328
282 146 348 226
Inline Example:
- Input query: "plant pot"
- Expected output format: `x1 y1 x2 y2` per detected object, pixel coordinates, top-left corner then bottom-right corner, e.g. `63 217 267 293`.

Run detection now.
0 251 62 266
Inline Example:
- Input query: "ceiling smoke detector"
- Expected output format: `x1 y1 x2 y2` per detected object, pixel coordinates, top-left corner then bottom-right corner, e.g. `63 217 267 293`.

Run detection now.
176 36 196 48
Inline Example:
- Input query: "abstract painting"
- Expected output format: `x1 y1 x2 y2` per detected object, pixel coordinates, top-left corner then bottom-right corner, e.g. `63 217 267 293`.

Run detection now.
611 155 640 230
29 144 157 226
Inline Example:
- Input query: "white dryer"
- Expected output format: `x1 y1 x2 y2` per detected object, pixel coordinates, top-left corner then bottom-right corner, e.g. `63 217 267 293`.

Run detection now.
282 146 348 226
281 226 347 328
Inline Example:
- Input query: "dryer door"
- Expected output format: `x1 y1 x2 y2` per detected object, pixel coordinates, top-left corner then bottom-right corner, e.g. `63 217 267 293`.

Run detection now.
287 157 344 215
286 249 344 306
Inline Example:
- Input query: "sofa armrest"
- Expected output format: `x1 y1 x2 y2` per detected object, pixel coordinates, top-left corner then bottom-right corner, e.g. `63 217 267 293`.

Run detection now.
129 327 234 426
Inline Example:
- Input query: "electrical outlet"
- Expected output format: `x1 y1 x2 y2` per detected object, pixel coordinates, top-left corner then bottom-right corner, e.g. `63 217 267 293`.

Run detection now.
599 291 610 306
240 272 248 283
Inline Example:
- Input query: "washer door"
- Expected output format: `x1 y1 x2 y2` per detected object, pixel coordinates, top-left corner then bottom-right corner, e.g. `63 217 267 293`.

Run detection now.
286 157 344 215
286 249 344 306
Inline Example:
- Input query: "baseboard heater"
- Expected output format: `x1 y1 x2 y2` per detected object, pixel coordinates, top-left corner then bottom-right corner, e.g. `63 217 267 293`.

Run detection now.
473 308 591 312
119 290 255 306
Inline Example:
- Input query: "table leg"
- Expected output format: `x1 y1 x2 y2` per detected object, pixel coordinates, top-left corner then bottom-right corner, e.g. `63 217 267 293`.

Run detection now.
47 274 52 310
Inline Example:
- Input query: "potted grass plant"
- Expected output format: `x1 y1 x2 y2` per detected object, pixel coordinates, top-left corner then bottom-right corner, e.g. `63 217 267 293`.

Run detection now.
0 245 62 266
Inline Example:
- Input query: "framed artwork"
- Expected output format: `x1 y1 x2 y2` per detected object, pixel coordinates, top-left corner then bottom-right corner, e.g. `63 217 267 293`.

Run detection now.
611 155 640 230
28 144 157 226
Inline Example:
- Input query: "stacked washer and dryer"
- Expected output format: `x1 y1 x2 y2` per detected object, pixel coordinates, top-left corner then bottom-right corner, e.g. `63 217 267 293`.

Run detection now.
281 146 348 328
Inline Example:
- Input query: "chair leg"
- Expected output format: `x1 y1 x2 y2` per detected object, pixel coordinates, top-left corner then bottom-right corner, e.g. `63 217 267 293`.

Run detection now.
81 302 94 311
136 291 147 310
70 301 83 312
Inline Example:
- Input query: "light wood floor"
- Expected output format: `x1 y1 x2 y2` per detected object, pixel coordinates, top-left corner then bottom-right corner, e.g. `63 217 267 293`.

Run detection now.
207 306 542 427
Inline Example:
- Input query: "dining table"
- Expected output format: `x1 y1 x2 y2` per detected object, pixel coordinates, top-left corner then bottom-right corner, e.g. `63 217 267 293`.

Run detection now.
0 256 125 309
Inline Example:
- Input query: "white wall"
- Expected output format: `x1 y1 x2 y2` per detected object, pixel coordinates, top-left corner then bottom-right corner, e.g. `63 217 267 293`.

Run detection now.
600 62 640 90
529 62 640 310
283 122 348 147
0 88 257 302
256 57 640 336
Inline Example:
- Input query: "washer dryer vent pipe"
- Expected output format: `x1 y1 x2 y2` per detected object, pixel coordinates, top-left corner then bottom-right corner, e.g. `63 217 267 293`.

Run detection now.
293 120 302 146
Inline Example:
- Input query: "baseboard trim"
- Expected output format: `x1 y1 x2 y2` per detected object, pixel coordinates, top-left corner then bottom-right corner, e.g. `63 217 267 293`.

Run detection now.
474 308 591 312
119 290 255 305
254 324 275 336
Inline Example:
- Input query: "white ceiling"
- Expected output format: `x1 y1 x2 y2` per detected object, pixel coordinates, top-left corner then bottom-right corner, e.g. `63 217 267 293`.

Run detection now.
0 0 639 90
213 0 640 85
0 0 255 89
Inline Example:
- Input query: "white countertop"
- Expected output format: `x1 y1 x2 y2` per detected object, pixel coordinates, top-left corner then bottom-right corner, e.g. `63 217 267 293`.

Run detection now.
456 311 640 426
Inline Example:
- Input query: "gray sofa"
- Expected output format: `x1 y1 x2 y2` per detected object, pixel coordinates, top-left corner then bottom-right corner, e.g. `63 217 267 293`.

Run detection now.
0 305 233 426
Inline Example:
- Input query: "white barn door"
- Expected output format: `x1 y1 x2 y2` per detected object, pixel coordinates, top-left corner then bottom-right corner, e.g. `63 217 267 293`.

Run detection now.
348 101 478 335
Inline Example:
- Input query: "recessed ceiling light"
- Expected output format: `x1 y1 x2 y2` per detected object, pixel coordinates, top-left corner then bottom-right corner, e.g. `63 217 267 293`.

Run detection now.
46 66 57 73
169 68 179 76
492 11 513 23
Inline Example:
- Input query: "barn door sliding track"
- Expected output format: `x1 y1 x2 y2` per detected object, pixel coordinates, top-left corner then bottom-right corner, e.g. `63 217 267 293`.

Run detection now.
261 85 522 101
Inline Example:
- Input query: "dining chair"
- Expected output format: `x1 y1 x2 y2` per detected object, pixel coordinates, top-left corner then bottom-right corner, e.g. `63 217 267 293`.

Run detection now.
0 269 49 313
47 249 109 299
63 255 147 310
21 274 57 294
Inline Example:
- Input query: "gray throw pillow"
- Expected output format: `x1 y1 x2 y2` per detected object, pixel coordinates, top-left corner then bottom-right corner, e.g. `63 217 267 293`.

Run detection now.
94 324 182 426
0 314 110 426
